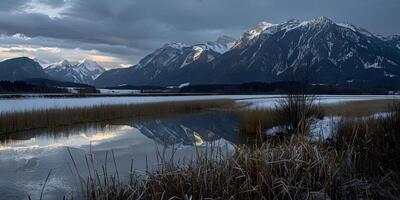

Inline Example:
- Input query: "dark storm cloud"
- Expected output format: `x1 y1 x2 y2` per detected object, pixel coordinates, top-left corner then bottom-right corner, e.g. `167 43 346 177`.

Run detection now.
0 0 399 66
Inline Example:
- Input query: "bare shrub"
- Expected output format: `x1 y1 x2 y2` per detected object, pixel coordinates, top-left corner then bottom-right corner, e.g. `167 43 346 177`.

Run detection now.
274 94 323 135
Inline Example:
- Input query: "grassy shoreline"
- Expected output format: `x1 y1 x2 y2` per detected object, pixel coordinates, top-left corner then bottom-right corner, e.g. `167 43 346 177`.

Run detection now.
0 99 234 134
1 99 398 135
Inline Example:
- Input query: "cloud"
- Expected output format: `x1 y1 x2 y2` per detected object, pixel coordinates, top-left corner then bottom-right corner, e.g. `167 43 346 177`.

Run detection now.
0 0 399 69
0 0 30 11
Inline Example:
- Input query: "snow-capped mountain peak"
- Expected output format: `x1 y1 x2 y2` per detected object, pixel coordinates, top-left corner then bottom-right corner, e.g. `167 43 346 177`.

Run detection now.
46 59 72 70
59 59 71 66
205 35 236 54
164 42 189 50
249 21 276 38
233 21 276 48
77 58 105 72
45 58 105 84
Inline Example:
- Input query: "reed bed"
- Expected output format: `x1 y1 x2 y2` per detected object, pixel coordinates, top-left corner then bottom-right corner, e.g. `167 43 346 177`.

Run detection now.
78 135 399 200
238 99 400 136
0 99 234 134
323 99 400 117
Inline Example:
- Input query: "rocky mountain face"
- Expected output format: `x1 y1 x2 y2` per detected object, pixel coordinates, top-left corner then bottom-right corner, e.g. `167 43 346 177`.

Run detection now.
205 17 400 88
45 59 105 84
0 57 49 81
95 17 400 89
386 35 400 50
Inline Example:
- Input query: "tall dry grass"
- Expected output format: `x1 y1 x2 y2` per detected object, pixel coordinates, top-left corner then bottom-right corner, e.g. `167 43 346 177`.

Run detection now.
0 99 234 134
239 108 275 136
334 102 400 186
77 134 399 200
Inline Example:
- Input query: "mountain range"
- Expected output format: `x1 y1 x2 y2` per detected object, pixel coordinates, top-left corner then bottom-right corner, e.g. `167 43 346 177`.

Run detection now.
0 57 105 85
45 59 105 84
1 17 400 89
95 17 400 89
94 36 236 87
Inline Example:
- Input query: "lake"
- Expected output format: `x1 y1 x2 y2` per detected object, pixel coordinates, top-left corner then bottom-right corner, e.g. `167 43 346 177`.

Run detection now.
0 95 398 113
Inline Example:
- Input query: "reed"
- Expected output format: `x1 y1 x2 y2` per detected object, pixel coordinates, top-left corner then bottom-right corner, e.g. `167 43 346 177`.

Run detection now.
239 108 275 136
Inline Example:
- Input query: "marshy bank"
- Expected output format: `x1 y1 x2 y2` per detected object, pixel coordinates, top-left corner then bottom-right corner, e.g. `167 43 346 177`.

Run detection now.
1 96 400 199
239 99 400 136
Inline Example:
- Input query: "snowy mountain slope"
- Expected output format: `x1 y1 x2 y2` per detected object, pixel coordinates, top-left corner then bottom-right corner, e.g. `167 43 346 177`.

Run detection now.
386 35 400 50
204 16 400 88
232 21 276 49
205 35 236 54
95 36 235 87
45 58 105 84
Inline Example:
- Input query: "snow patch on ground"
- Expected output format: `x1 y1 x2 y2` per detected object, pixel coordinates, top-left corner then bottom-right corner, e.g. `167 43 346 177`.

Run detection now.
337 23 357 32
364 61 383 69
99 89 141 94
179 82 190 88
384 71 397 78
266 112 392 141
308 117 341 141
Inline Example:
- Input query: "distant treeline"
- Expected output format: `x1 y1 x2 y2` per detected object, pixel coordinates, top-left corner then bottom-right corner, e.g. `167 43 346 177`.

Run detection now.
0 80 68 94
180 82 389 95
0 79 99 94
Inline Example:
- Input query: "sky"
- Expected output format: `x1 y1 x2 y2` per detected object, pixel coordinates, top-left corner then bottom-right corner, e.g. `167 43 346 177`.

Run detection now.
0 0 399 69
